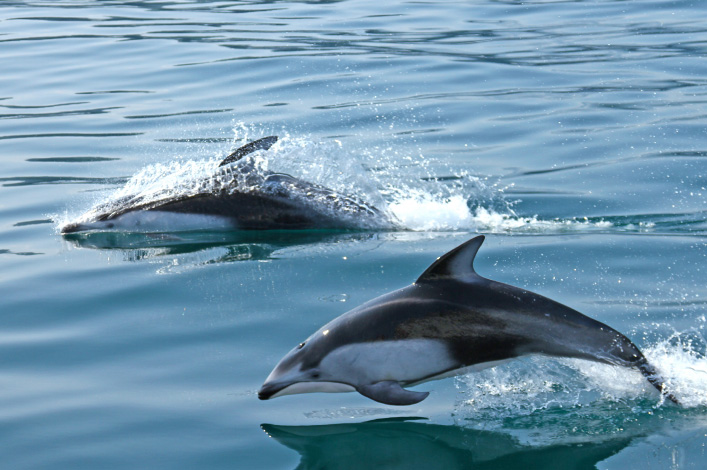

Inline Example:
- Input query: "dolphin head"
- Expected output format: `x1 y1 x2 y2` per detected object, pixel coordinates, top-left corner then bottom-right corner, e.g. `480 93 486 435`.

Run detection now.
258 302 435 406
60 211 139 234
61 218 117 234
258 326 358 400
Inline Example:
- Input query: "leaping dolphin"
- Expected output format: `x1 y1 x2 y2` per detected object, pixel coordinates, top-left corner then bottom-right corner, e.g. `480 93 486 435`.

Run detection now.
61 136 389 234
259 236 678 406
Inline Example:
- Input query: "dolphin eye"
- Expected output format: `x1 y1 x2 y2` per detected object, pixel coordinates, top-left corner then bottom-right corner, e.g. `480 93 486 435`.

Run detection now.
297 342 306 349
311 372 320 379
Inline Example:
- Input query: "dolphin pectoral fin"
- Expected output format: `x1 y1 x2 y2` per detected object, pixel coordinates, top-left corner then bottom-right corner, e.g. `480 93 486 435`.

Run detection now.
219 136 279 167
357 381 429 406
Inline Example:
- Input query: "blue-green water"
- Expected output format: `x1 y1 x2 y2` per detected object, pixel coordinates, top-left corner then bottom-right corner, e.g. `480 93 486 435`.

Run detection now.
1 1 706 468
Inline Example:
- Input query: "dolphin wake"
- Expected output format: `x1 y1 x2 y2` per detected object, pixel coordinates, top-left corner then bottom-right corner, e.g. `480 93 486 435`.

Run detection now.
447 326 706 450
454 321 707 419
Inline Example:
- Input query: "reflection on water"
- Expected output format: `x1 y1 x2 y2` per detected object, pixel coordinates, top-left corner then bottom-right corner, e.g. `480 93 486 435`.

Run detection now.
2 0 706 468
62 229 379 265
261 418 635 470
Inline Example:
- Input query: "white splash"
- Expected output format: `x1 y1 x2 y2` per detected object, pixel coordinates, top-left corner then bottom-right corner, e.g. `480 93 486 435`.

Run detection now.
387 198 615 233
453 326 707 417
387 193 473 231
642 329 707 408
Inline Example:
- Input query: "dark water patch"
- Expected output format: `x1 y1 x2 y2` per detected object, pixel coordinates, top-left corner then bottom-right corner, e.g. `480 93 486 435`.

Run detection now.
14 219 53 227
124 108 233 119
0 101 89 109
76 90 153 95
95 20 232 28
0 132 141 141
0 34 108 44
0 248 43 256
507 162 595 178
27 157 120 163
393 128 444 136
592 299 707 308
0 107 122 119
504 186 578 196
156 137 231 143
7 16 94 23
0 176 124 187
420 175 466 182
173 49 365 67
644 150 707 159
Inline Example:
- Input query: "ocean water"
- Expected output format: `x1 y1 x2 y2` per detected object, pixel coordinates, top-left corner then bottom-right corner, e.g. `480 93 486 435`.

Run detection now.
1 0 706 468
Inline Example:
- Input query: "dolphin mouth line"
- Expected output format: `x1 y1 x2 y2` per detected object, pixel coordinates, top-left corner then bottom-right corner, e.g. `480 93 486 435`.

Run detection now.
259 380 356 400
258 382 286 401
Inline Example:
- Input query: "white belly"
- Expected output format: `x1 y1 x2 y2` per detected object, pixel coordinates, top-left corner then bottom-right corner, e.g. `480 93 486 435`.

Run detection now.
81 210 235 232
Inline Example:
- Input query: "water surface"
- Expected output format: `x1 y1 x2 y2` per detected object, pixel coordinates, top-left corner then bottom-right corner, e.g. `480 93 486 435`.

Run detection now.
1 1 706 469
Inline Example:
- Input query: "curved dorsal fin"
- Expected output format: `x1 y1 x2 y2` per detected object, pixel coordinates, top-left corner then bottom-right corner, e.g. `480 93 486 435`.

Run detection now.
219 136 278 167
415 235 485 284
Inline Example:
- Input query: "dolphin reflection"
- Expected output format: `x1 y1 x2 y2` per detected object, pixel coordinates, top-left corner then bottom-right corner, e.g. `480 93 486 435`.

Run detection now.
61 230 379 264
261 418 635 470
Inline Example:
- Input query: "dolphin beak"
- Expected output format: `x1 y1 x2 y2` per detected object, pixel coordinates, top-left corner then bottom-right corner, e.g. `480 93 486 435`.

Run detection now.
61 223 83 234
258 380 290 400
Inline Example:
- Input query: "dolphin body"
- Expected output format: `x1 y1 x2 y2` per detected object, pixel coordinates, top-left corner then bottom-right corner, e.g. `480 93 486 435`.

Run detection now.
259 236 678 406
61 136 387 234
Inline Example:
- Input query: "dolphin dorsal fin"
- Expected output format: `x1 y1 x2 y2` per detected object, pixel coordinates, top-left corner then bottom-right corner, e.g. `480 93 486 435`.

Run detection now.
219 136 278 167
415 235 485 284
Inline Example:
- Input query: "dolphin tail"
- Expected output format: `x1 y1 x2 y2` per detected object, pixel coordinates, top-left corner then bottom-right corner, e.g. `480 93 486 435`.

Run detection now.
637 359 679 405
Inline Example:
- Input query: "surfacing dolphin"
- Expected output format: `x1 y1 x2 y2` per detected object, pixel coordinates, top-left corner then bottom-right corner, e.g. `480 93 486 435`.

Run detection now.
61 136 389 234
259 236 678 406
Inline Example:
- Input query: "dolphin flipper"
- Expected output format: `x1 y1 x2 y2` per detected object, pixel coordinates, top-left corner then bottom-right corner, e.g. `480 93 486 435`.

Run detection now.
219 136 279 167
358 381 429 406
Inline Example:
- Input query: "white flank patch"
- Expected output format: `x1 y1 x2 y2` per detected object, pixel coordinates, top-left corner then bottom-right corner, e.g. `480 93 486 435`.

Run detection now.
73 210 235 233
320 339 456 385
